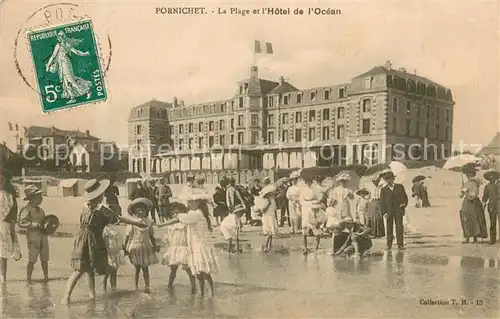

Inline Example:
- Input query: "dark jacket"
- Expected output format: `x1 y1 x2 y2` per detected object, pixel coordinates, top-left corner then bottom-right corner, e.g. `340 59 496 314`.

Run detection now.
129 186 146 201
380 183 408 216
482 182 499 212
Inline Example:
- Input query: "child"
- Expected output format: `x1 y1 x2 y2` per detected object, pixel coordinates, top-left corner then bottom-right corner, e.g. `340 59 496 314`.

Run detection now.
161 190 218 296
61 179 150 305
354 188 370 225
254 185 278 253
18 185 49 284
124 198 159 293
158 202 196 293
332 217 372 259
220 204 246 253
302 200 326 255
102 222 125 291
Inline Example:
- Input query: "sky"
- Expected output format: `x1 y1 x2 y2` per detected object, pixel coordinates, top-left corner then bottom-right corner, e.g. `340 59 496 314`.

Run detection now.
1 0 499 151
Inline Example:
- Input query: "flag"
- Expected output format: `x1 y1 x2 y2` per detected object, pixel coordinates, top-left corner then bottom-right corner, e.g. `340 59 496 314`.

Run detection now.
254 41 273 54
8 122 13 131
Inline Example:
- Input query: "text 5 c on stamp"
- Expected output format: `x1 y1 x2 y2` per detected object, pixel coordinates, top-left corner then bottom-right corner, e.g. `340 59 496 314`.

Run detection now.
27 20 107 113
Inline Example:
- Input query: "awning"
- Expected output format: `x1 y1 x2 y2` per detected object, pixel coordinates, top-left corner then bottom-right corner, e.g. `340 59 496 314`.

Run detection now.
59 179 79 188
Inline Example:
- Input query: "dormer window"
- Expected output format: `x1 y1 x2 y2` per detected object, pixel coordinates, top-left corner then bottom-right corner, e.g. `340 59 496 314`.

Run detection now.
364 77 372 89
324 89 331 100
310 91 316 101
297 93 302 103
339 87 346 98
283 95 289 105
238 97 244 108
268 96 274 108
244 83 249 93
239 86 243 94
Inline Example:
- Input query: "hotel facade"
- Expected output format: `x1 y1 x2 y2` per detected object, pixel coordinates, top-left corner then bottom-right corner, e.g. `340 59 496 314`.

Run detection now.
128 61 454 183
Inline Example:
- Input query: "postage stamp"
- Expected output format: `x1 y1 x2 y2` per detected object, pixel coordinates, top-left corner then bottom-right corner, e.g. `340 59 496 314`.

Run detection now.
27 19 107 112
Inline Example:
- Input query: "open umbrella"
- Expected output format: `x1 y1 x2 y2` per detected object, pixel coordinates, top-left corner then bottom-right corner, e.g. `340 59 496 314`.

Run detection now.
442 154 480 170
412 175 426 183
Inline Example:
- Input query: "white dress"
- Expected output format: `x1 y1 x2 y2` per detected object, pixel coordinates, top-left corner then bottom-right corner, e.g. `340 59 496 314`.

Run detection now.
286 185 301 219
327 186 353 219
0 191 20 259
257 197 278 236
299 185 316 229
162 223 189 268
102 224 125 269
179 209 219 275
220 214 239 240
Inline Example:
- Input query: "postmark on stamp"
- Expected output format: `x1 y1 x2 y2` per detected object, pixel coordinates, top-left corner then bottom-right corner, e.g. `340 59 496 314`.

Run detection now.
27 19 107 113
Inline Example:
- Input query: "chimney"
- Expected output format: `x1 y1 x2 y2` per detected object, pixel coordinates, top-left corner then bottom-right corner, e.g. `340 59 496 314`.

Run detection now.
279 76 285 85
398 67 406 73
250 65 258 78
385 60 392 69
50 126 55 133
173 97 178 107
85 129 90 137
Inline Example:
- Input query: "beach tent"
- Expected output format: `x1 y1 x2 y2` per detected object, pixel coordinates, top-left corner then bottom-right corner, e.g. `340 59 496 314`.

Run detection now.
125 178 143 199
59 178 87 197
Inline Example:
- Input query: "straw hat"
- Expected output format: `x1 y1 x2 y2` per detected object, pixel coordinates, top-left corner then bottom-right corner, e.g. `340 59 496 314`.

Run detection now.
355 188 370 197
128 197 153 215
262 176 271 185
259 184 276 197
484 170 500 181
380 169 394 179
336 171 351 181
289 170 301 179
341 216 354 223
23 185 43 201
42 215 59 235
84 179 110 201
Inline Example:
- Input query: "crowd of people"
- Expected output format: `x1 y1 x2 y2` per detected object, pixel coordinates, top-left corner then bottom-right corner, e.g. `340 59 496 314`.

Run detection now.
0 162 499 306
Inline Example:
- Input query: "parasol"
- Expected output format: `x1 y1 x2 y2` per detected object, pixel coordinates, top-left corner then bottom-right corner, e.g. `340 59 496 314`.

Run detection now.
368 161 408 182
442 154 481 171
322 170 361 192
411 175 426 183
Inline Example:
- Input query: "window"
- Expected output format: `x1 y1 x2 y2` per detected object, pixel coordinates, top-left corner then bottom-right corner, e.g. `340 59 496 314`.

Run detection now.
297 93 302 103
416 104 420 117
406 101 411 115
268 97 274 108
415 120 420 136
169 125 174 135
251 131 259 144
436 107 440 121
322 127 330 140
445 109 450 123
362 99 371 113
209 121 214 131
339 87 346 98
198 122 203 132
282 130 288 142
179 124 184 134
244 83 248 93
219 120 224 130
393 116 397 133
219 135 225 146
208 136 214 147
295 111 302 123
445 127 450 140
230 134 234 145
337 125 345 139
337 107 345 119
179 139 184 150
310 91 316 101
364 77 372 89
295 129 302 142
392 98 398 113
282 113 288 124
136 139 142 150
188 123 193 133
188 138 193 149
238 115 244 126
251 114 259 126
237 132 244 144
268 131 275 144
283 95 289 105
406 120 411 136
230 118 234 129
238 97 244 108
324 89 331 100
362 119 370 134
425 123 429 136
198 137 203 148
308 110 315 121
426 105 431 118
135 125 142 135
267 114 275 126
239 86 243 94
322 109 330 121
308 128 315 141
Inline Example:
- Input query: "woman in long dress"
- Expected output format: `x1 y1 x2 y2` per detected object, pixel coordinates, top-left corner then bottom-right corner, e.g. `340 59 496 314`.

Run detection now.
459 167 488 243
0 169 21 284
45 31 92 104
366 175 386 238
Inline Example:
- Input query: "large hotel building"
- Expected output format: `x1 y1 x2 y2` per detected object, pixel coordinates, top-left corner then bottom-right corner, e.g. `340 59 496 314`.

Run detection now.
128 61 454 182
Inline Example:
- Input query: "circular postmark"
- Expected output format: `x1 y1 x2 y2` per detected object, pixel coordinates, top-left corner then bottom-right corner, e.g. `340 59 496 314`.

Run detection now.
14 3 112 100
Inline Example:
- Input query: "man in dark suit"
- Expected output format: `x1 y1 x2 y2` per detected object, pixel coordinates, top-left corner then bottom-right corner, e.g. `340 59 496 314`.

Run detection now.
379 169 408 251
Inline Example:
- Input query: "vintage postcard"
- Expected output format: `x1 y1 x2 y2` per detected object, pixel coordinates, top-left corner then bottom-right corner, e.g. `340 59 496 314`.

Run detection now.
0 1 499 318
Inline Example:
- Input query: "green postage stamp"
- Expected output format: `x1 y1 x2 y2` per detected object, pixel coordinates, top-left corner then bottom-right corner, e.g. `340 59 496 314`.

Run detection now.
27 20 107 112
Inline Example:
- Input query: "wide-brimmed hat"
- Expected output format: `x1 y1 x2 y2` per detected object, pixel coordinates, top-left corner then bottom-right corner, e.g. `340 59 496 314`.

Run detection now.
371 174 381 182
233 204 246 215
412 175 426 183
260 184 276 197
289 170 301 179
128 197 153 215
461 165 478 174
23 185 43 200
336 171 351 181
355 188 370 197
380 169 395 179
484 170 500 181
341 216 354 223
42 215 59 235
84 179 110 201
262 176 271 184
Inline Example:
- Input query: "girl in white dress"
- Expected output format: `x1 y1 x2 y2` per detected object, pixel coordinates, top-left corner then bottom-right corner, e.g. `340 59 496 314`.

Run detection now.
254 185 278 253
286 171 302 234
161 190 218 296
158 202 196 293
102 222 125 291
